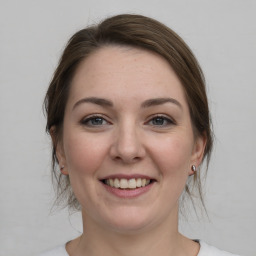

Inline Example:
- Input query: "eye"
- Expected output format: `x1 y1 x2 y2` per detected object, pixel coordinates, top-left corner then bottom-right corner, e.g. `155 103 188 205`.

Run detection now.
81 115 110 127
147 115 175 126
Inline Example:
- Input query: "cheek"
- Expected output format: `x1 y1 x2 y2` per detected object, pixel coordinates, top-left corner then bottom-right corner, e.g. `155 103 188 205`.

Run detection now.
62 131 110 208
150 134 194 176
152 135 194 201
63 132 108 176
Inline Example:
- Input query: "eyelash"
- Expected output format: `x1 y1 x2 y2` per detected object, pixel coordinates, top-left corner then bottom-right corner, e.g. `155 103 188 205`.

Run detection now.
146 115 175 127
80 115 110 127
80 114 175 128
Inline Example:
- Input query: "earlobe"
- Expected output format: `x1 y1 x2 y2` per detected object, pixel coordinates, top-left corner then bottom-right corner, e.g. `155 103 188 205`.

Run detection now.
50 126 68 175
56 146 68 175
55 142 66 166
189 134 207 175
60 165 69 175
189 165 197 176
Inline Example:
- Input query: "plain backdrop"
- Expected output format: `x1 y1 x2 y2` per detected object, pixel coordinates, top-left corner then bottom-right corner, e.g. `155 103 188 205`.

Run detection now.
0 1 255 255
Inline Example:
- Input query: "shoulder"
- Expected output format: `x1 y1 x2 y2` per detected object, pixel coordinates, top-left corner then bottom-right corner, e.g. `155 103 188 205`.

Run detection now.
198 241 240 256
38 244 68 256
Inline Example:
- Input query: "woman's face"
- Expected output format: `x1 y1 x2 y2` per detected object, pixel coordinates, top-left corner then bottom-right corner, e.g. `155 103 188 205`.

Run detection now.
56 46 205 233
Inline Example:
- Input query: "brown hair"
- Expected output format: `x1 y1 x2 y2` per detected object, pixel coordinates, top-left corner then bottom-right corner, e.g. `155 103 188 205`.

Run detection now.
44 14 213 212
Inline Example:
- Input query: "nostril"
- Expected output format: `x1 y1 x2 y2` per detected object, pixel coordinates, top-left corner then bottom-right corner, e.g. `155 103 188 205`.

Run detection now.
112 155 141 164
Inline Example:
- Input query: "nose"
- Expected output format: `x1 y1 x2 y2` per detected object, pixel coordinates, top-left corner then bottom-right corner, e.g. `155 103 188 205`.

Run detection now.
110 121 146 164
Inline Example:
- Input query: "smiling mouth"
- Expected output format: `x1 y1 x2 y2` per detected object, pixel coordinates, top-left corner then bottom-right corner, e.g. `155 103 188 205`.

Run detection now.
101 178 155 189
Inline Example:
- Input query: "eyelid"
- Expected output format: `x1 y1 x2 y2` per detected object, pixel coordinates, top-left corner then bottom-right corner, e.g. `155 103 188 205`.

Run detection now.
80 114 112 126
145 114 176 126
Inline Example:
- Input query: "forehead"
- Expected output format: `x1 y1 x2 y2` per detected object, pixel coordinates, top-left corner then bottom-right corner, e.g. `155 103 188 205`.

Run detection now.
68 46 187 107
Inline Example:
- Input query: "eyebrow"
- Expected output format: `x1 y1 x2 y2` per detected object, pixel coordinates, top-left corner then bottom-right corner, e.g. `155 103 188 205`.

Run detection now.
73 97 113 110
141 97 182 109
72 97 182 110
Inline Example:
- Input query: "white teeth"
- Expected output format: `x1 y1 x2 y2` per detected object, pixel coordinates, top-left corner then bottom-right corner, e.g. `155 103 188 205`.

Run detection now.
114 178 120 188
120 179 128 189
109 178 114 187
136 178 142 187
128 178 137 189
105 178 152 189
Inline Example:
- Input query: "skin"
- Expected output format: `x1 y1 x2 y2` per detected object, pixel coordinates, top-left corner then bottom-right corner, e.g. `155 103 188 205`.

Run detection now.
55 46 206 256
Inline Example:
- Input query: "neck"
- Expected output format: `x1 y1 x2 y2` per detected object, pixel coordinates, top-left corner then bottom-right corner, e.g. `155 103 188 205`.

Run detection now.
67 205 199 256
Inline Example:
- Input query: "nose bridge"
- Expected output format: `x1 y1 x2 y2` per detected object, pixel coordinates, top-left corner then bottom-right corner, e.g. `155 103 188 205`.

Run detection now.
111 117 144 162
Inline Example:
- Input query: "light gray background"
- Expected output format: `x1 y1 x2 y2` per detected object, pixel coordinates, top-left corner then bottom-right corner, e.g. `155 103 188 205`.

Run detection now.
1 1 255 255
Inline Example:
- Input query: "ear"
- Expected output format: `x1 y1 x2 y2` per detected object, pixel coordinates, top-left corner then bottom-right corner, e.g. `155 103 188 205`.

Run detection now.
188 133 207 176
50 126 68 175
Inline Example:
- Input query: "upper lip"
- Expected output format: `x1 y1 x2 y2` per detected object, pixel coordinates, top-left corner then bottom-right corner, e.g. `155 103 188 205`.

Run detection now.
99 174 156 181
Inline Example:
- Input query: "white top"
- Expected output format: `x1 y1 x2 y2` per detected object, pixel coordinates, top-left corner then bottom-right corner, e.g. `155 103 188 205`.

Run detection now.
39 240 240 256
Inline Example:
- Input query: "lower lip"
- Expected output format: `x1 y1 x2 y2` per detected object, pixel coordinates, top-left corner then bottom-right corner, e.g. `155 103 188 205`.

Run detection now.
102 182 154 198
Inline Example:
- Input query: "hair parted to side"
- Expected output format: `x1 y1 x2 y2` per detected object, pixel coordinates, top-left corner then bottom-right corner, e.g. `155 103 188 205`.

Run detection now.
44 14 213 212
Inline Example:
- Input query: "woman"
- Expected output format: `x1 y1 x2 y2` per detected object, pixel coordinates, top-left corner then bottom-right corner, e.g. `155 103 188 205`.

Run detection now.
40 14 239 256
